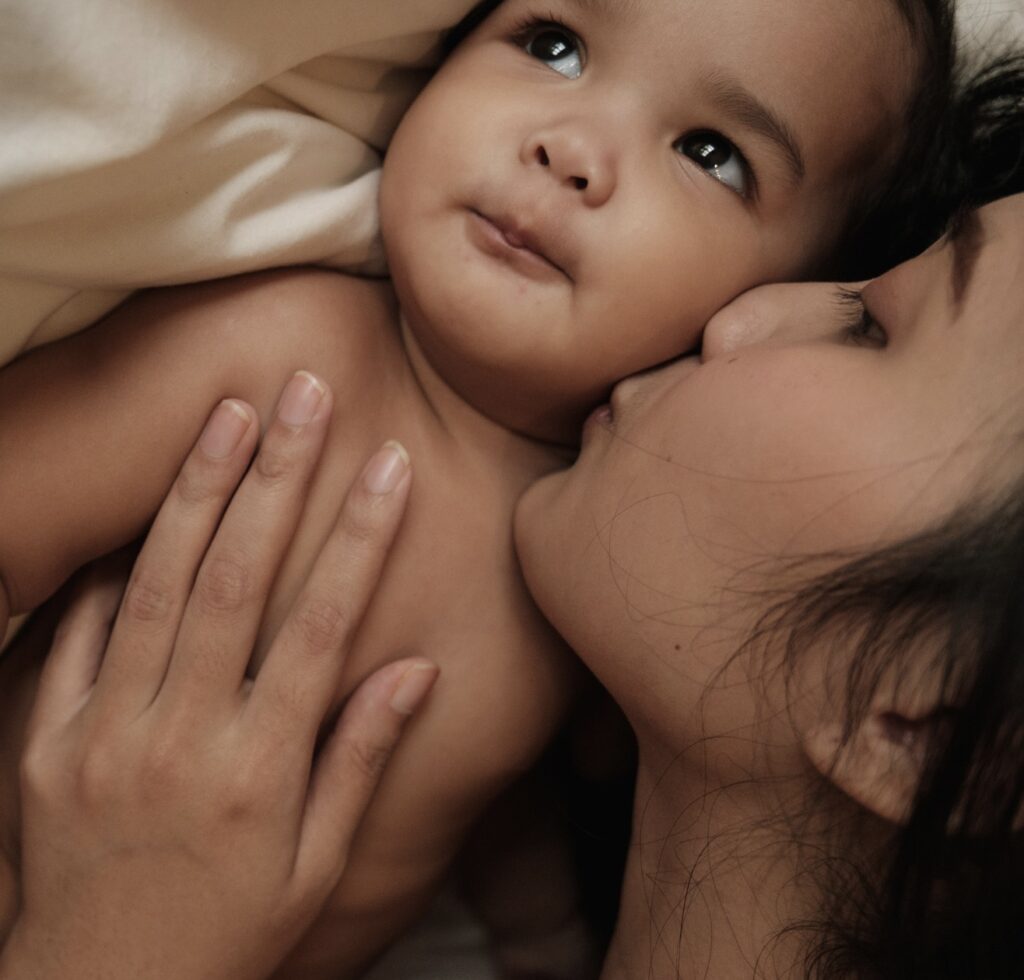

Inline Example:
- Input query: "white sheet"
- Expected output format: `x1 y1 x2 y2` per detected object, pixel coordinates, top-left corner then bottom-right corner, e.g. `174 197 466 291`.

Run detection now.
0 0 478 366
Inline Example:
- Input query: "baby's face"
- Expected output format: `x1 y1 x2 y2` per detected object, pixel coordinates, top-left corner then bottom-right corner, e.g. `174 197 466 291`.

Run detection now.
380 0 917 443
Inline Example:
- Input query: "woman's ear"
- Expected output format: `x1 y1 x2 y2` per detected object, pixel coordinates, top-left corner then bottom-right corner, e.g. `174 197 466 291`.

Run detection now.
802 710 942 824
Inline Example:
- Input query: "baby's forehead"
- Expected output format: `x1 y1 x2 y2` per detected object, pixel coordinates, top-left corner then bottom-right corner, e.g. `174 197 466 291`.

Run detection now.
599 0 918 149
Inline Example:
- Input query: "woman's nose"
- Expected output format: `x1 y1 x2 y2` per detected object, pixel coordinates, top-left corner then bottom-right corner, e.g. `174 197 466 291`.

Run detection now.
523 126 616 207
701 282 855 360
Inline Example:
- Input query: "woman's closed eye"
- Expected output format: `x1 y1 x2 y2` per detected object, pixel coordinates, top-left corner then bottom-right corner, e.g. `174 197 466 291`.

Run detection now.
837 286 888 348
675 131 752 198
513 20 584 79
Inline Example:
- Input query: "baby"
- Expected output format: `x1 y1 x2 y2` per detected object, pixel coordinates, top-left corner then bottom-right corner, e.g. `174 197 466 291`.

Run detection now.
0 0 960 975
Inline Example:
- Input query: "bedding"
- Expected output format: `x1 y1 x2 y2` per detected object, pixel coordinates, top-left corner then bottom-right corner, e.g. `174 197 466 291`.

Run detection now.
2 0 1021 370
0 0 477 367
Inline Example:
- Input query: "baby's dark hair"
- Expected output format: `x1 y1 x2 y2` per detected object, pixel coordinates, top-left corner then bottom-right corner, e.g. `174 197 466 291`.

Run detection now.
838 22 1024 279
445 1 1023 282
746 455 1024 978
443 0 504 55
828 0 956 277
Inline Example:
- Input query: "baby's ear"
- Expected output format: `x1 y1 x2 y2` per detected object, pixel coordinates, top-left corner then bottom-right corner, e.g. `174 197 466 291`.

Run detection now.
802 708 945 825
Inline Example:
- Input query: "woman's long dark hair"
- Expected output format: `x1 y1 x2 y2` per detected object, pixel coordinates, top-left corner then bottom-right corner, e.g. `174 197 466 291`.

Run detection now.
753 476 1024 979
840 44 1024 279
754 56 1024 974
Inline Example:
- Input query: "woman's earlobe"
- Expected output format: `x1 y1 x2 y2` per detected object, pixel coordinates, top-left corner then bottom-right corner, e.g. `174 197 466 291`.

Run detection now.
802 710 937 825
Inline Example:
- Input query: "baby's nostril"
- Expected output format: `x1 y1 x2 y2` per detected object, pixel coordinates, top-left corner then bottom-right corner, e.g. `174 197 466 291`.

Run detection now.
572 176 588 191
537 146 550 166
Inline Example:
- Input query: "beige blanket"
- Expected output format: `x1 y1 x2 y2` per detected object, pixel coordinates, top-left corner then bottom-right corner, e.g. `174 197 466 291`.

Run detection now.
0 0 477 366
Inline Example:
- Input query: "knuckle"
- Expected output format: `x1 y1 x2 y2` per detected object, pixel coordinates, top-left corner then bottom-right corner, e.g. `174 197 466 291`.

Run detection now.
122 570 175 628
136 735 187 799
19 743 59 801
195 553 251 614
175 461 217 506
339 501 384 548
292 594 351 655
344 736 393 782
207 752 266 825
264 672 306 725
253 443 294 488
77 744 122 805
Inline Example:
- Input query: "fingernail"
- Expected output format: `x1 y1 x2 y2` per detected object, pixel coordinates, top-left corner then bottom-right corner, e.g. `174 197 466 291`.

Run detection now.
390 663 438 715
277 371 326 427
362 441 410 495
199 400 251 458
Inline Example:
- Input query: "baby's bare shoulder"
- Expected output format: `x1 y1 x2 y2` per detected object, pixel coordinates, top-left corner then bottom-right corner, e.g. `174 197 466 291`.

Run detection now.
137 268 400 391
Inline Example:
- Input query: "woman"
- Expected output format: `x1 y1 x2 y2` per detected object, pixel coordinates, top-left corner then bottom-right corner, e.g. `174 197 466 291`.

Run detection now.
4 44 1024 969
514 191 1024 978
6 193 1023 980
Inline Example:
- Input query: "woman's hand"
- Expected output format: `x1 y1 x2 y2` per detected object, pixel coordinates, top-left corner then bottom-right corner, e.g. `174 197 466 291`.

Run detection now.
0 373 436 980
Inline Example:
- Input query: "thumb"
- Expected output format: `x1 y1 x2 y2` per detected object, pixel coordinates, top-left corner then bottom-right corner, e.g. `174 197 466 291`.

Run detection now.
292 659 438 893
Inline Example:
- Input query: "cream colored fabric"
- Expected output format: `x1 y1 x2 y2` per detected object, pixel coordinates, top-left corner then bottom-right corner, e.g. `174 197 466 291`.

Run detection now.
958 0 1024 52
0 0 478 365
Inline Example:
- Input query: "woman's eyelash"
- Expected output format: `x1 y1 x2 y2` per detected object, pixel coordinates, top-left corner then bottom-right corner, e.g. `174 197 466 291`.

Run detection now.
836 286 887 348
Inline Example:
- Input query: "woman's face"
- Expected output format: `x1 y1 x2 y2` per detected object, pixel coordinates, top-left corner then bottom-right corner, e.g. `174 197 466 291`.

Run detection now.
515 193 1024 746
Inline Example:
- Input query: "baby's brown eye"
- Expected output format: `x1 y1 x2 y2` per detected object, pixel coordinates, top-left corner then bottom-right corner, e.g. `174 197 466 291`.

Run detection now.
682 134 731 167
675 131 750 196
530 30 573 60
522 25 583 79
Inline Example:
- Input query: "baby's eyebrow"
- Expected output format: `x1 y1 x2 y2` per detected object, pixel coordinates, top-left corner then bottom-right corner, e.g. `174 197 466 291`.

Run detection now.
562 0 627 17
700 73 807 187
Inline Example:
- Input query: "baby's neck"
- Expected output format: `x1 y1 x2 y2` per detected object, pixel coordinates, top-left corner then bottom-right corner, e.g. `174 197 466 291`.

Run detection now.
397 311 583 456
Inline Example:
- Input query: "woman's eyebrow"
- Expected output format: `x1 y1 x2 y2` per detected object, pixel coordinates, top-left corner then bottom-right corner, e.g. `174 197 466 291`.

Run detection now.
949 208 984 308
700 73 807 186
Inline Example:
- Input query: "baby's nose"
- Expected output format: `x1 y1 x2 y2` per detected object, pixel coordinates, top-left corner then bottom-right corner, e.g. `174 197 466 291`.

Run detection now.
526 129 616 207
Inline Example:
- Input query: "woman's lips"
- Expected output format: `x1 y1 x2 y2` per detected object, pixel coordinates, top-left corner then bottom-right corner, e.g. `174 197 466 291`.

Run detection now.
466 210 569 283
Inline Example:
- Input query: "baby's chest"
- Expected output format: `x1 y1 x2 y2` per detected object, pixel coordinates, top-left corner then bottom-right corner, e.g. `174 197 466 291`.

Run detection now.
264 506 513 672
258 474 572 980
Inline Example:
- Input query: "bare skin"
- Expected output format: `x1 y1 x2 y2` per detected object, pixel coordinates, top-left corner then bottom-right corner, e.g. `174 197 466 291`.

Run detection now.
515 194 1024 979
0 0 923 973
0 387 438 980
0 270 575 978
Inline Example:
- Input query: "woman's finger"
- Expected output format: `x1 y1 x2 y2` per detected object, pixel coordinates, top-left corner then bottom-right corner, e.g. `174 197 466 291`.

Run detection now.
28 555 130 737
161 372 332 706
249 441 412 746
91 399 258 713
293 657 438 891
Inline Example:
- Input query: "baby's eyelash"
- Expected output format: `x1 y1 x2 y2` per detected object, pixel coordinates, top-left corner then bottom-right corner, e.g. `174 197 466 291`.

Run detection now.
507 10 573 44
836 286 887 348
